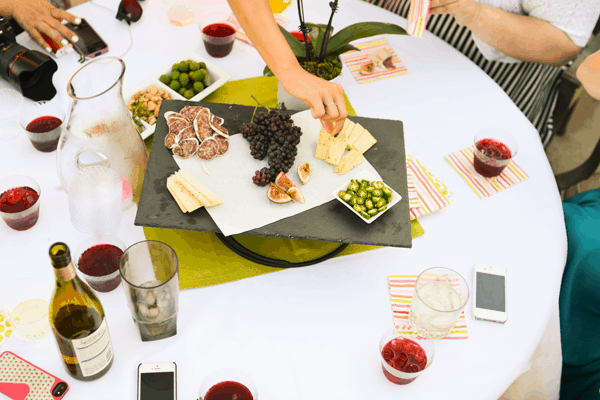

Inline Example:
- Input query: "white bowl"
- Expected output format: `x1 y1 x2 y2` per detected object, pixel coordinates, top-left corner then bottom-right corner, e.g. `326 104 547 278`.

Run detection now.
124 50 231 139
332 170 401 224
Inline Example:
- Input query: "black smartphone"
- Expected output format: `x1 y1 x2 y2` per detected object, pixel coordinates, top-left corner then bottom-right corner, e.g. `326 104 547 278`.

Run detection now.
65 18 109 58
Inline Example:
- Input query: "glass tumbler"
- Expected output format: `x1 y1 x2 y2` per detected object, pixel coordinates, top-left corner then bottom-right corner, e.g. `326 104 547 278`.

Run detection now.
408 267 469 339
119 240 179 342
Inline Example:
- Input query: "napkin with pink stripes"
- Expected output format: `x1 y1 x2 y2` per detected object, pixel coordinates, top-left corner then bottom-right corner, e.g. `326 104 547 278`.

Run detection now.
407 0 432 38
226 14 289 47
406 154 451 220
339 38 407 84
445 146 529 199
388 275 469 339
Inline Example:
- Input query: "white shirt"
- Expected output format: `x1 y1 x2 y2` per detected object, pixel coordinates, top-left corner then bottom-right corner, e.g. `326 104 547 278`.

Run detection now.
472 0 600 62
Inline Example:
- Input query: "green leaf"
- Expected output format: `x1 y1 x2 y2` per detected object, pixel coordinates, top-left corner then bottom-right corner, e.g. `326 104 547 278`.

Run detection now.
263 64 274 77
329 44 360 58
277 25 307 58
325 22 407 56
305 23 330 55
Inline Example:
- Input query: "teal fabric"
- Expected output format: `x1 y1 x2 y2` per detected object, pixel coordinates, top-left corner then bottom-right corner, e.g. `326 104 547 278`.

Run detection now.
560 188 600 400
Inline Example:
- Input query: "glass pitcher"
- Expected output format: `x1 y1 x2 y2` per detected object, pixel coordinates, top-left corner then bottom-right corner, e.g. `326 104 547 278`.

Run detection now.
57 57 148 211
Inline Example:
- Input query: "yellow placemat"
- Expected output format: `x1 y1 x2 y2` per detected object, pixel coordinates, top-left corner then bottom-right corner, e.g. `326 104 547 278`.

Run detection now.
143 76 423 289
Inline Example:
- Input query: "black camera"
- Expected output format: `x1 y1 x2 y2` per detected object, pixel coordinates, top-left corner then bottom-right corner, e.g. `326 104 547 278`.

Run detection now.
52 382 68 397
0 17 58 101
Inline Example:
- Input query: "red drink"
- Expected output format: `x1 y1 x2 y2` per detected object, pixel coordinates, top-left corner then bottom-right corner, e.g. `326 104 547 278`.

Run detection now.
0 186 40 231
202 23 236 58
204 381 253 400
381 338 427 385
473 138 512 178
26 115 63 152
77 244 123 292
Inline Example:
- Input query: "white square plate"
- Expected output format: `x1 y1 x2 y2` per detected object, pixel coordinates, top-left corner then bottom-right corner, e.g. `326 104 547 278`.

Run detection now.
124 50 231 140
332 170 402 224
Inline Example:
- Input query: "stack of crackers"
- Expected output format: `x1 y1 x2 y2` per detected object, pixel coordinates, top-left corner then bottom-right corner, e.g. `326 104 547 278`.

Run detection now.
167 170 223 213
315 119 377 174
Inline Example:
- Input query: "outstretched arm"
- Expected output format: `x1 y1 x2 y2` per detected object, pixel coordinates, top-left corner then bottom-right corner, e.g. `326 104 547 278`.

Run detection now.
577 49 600 100
226 0 348 134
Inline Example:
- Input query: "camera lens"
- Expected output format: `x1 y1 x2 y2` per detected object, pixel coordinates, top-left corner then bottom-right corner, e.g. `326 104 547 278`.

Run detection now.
52 382 68 397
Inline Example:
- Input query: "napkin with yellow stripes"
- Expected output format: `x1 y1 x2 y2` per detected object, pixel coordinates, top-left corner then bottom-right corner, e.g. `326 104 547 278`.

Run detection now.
0 311 14 349
406 154 451 220
388 275 469 339
445 146 529 199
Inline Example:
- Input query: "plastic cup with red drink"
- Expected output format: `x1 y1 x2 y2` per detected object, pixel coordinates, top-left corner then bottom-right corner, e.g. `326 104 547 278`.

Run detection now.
379 327 435 385
198 368 257 400
74 234 126 293
19 101 65 153
473 128 518 178
0 175 41 231
200 14 236 58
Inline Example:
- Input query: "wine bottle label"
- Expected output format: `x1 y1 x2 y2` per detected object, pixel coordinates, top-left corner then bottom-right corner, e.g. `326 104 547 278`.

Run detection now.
71 318 113 377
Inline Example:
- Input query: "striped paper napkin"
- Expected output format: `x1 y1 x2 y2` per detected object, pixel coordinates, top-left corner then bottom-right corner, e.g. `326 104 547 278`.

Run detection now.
339 38 407 84
445 146 529 199
388 275 469 339
226 14 289 47
406 154 451 220
0 310 14 349
407 0 432 38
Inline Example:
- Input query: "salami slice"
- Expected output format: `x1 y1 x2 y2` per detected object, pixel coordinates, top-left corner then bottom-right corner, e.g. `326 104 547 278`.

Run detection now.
168 118 190 135
211 114 224 125
172 138 198 159
180 105 202 122
165 132 178 149
179 126 197 141
210 121 229 137
193 109 211 138
196 138 218 160
197 125 213 142
213 135 229 156
164 112 187 122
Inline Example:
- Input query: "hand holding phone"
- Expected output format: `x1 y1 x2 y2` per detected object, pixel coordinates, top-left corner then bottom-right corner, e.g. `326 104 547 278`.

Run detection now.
64 19 108 59
138 362 177 400
473 264 507 324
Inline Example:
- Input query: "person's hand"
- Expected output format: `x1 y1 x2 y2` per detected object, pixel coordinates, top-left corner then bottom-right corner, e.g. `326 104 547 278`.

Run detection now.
9 0 81 53
278 67 348 136
429 0 482 26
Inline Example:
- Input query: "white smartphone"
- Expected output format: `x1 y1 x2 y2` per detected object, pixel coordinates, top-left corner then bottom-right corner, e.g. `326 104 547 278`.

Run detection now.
473 264 507 324
138 362 177 400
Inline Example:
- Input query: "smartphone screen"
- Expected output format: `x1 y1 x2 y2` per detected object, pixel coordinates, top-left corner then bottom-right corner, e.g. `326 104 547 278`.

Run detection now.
65 20 107 55
475 272 506 312
140 372 175 400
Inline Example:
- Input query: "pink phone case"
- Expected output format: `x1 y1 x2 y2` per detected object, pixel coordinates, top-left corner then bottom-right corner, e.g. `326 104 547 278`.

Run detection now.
0 351 69 400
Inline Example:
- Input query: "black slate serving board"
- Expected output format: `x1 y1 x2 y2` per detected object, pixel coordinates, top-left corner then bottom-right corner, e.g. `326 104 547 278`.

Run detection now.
135 100 411 248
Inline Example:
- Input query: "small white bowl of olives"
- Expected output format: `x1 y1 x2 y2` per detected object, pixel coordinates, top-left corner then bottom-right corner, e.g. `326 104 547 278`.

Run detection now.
332 170 401 224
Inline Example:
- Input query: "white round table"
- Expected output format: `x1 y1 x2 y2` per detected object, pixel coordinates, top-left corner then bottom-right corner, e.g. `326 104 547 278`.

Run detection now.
1 0 566 399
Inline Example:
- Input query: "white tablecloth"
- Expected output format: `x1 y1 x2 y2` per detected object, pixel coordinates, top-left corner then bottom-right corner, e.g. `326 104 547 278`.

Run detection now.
0 0 566 399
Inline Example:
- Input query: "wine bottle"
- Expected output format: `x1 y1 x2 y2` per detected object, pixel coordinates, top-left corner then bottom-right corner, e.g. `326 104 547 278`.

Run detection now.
48 242 114 381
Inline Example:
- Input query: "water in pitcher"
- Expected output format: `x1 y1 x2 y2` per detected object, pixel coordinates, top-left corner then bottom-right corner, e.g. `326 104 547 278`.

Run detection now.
409 281 462 339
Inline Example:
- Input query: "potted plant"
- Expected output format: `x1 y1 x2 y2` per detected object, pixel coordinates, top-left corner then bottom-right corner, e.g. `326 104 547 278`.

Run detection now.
265 0 408 110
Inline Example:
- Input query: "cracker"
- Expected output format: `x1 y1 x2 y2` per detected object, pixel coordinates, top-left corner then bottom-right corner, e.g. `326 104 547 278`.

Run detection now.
352 129 377 154
345 123 365 150
167 175 203 212
334 148 365 174
176 170 223 207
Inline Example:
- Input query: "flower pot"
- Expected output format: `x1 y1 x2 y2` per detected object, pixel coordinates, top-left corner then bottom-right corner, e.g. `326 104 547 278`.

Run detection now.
277 56 343 111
